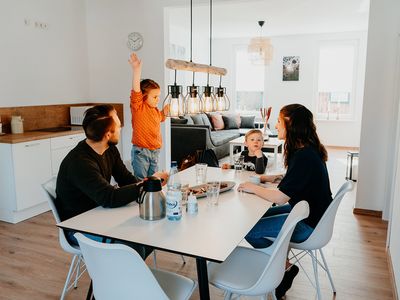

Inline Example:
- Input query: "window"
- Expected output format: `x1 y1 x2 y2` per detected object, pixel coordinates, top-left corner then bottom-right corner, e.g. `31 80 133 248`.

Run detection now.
316 41 358 120
235 48 265 112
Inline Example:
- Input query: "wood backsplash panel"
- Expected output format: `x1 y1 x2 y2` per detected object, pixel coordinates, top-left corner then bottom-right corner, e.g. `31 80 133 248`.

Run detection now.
0 103 124 133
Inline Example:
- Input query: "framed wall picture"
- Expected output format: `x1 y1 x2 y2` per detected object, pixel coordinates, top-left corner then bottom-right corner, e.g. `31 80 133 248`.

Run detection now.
283 56 300 81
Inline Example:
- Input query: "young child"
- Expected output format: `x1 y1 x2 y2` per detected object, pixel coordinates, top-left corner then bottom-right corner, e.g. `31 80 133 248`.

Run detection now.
129 53 169 180
222 129 268 174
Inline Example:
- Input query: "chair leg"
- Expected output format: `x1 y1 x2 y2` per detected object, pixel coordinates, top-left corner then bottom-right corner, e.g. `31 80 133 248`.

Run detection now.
270 291 278 300
310 250 322 300
73 255 82 288
153 250 157 269
61 254 78 300
224 291 232 300
319 249 336 294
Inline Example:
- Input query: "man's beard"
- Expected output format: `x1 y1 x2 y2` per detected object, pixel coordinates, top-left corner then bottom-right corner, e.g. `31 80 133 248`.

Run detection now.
108 139 118 146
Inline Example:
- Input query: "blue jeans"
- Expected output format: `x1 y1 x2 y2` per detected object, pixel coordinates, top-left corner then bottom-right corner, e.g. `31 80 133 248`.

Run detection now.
245 204 314 248
131 145 160 180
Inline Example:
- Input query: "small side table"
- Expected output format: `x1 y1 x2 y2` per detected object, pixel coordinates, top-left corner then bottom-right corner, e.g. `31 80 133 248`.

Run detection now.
346 151 359 182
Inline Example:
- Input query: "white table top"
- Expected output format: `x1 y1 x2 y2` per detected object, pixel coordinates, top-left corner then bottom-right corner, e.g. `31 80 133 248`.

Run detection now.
229 136 283 147
57 167 272 262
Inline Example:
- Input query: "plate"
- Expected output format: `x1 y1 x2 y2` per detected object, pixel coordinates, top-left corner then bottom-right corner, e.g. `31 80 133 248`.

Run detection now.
187 181 236 198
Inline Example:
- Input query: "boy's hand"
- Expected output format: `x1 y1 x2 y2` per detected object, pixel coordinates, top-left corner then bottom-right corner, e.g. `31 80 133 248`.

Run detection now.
163 104 170 116
128 53 142 71
254 149 263 158
221 163 231 169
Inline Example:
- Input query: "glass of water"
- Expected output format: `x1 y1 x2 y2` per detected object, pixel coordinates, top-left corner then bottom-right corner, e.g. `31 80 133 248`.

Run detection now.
195 163 208 184
206 181 220 206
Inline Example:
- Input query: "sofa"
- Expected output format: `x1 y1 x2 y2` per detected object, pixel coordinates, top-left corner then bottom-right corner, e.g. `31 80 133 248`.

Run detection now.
171 112 258 165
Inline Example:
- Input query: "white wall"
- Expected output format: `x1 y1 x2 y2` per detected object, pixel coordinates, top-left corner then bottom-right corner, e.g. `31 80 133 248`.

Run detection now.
355 0 400 296
0 0 89 106
85 0 169 167
211 32 367 147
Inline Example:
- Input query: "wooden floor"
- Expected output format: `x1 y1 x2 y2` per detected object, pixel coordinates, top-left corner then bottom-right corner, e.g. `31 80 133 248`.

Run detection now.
0 148 394 300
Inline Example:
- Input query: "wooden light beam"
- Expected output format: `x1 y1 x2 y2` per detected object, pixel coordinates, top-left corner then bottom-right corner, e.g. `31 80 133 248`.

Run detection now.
165 59 227 76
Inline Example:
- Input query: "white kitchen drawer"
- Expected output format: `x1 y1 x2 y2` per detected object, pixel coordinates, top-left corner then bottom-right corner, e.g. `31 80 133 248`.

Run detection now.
50 133 85 150
12 139 52 211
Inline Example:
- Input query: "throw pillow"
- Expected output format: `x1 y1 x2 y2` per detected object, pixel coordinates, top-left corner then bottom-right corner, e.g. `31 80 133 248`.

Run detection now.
222 113 241 129
182 115 194 125
209 113 224 130
240 115 255 128
171 118 188 124
201 113 213 128
222 115 240 129
190 114 204 125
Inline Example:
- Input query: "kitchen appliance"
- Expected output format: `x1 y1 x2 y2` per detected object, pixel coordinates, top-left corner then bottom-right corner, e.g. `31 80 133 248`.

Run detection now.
70 106 93 125
137 176 166 220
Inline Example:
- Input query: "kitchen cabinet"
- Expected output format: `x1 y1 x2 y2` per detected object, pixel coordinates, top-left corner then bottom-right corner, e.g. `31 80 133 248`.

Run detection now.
0 132 84 223
51 133 85 175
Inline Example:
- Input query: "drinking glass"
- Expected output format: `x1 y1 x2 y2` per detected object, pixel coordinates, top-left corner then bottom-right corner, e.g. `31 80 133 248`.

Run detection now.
206 181 220 206
234 155 245 172
180 183 190 206
195 163 208 184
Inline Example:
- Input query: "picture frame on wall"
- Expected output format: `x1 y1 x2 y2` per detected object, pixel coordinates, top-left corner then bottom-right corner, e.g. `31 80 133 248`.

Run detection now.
283 56 300 81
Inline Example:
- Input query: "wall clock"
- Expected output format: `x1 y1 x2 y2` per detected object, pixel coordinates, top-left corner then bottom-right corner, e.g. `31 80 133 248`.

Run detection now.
127 32 144 51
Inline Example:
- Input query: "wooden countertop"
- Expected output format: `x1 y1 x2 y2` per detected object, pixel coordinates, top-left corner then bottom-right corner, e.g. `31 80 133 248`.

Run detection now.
0 127 85 144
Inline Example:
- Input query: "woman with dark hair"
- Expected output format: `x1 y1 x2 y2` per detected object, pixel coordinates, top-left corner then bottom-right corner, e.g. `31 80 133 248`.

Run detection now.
238 104 332 299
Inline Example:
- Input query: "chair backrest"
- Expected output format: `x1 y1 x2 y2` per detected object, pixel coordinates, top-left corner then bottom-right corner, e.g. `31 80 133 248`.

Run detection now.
249 201 310 295
42 177 80 254
293 180 354 250
74 233 169 300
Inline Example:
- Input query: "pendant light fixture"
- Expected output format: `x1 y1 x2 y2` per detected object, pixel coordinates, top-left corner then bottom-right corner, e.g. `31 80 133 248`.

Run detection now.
215 75 230 111
201 0 217 113
162 69 185 117
248 20 274 66
165 0 228 115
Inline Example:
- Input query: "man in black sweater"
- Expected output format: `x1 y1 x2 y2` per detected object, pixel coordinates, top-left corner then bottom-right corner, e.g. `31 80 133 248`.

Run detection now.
56 104 168 258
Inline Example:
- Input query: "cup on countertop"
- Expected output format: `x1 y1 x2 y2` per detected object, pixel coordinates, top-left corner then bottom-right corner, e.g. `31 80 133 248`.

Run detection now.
195 163 207 184
249 175 261 185
206 181 220 206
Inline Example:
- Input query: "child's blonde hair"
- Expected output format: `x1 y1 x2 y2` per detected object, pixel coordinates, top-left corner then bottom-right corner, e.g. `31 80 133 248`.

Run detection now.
140 79 160 100
245 129 263 141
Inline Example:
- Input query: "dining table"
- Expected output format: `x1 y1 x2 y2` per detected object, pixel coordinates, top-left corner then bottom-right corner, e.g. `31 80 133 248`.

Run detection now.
57 166 273 300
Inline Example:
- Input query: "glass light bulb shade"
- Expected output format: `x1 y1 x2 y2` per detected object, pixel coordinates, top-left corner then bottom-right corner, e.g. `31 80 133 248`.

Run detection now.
248 37 274 65
201 94 216 112
184 95 201 114
215 87 230 111
162 85 185 117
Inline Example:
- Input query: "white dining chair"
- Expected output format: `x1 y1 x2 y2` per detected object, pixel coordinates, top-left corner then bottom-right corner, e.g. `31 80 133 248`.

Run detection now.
74 232 196 300
207 201 310 300
289 180 354 300
42 177 86 300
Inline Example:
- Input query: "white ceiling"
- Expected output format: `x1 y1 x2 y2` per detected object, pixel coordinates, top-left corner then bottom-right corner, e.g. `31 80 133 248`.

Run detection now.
166 0 370 38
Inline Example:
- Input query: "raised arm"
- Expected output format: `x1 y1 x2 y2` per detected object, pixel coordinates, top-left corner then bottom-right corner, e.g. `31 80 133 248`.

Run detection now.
128 53 142 92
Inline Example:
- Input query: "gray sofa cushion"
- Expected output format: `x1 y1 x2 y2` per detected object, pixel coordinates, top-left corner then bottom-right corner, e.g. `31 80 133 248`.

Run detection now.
171 117 188 124
210 130 240 147
222 115 240 129
182 115 194 125
191 114 204 125
201 114 213 129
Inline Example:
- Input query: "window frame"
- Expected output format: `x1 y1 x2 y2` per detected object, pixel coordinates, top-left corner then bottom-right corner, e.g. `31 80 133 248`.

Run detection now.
314 39 359 121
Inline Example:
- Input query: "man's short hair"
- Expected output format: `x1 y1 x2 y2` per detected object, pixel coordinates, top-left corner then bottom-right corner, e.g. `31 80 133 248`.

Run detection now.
82 105 115 142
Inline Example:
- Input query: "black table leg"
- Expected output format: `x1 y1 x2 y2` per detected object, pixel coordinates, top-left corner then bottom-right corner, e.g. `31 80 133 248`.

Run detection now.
196 258 210 300
86 281 93 300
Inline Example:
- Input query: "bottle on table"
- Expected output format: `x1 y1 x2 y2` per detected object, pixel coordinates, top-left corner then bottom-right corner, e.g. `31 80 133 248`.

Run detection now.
166 161 182 221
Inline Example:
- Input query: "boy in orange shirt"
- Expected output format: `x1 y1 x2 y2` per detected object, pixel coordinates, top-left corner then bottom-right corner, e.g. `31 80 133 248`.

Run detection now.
129 53 169 179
